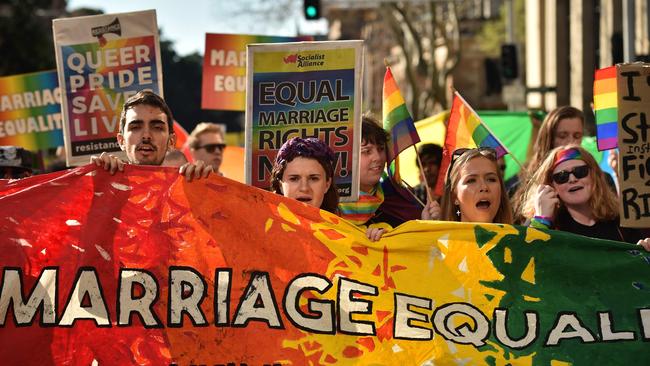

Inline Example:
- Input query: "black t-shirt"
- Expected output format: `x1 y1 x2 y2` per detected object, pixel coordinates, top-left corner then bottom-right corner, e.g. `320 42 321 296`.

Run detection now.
555 209 643 244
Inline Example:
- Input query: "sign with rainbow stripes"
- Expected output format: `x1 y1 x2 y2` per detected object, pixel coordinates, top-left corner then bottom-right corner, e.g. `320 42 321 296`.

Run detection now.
53 10 163 166
245 41 363 202
0 70 63 151
593 66 618 151
201 34 312 111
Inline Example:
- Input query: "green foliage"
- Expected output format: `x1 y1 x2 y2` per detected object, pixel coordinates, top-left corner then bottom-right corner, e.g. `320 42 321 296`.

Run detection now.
477 0 526 57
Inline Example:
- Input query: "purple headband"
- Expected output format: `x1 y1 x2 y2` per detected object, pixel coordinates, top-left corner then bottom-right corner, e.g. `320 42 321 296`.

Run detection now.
553 148 583 169
275 137 336 167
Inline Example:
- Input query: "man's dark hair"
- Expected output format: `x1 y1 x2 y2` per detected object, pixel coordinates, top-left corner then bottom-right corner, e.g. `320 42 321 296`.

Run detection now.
416 143 443 167
119 90 174 134
361 115 388 147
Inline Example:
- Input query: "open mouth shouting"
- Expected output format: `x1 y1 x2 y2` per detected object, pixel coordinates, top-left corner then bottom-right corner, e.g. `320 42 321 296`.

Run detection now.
567 185 584 193
476 199 492 210
136 144 156 155
296 196 313 204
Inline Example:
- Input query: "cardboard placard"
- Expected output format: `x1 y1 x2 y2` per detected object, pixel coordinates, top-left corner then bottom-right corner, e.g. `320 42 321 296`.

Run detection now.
53 10 163 166
245 41 363 202
617 62 650 227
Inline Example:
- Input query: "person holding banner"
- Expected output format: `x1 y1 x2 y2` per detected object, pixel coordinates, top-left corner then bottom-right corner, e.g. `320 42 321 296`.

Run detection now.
338 116 423 240
270 137 339 214
439 147 513 224
522 145 650 248
91 91 212 180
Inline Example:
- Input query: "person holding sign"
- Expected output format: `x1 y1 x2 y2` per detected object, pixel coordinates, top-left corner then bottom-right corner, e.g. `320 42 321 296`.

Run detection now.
270 137 339 213
91 90 212 180
439 148 513 224
522 145 650 248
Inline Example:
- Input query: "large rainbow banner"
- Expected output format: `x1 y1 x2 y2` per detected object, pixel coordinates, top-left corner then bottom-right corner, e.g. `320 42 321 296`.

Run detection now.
53 10 163 166
201 33 312 111
245 41 363 202
0 70 63 150
1 166 650 365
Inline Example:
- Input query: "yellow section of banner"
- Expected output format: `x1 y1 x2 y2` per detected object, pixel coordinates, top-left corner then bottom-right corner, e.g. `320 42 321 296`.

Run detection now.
252 48 357 72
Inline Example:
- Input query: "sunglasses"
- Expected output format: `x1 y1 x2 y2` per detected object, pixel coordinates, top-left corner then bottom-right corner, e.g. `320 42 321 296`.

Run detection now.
197 143 226 153
445 147 498 186
551 165 590 184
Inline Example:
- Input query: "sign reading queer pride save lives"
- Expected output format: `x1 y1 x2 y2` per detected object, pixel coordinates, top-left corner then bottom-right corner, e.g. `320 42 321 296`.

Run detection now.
0 70 63 151
53 10 163 166
1 166 650 365
246 41 363 201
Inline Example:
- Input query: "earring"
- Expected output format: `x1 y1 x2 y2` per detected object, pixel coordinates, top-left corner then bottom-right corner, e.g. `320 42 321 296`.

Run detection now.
456 206 461 217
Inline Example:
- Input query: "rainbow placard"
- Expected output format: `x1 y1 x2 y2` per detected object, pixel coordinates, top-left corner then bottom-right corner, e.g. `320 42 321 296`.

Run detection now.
201 34 312 111
245 41 363 202
0 70 63 150
53 10 163 166
593 66 618 151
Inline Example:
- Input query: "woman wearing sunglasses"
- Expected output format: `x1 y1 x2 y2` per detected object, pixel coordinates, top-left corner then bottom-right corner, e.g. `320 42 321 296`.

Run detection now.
522 145 650 247
439 148 513 224
270 137 339 214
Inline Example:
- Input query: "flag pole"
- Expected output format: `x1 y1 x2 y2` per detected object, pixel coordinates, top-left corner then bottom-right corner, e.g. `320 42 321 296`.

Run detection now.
400 177 427 209
453 91 524 170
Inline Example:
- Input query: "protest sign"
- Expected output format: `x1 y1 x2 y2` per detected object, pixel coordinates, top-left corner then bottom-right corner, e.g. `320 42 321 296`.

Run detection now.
245 41 362 201
201 33 312 111
1 166 650 365
0 70 63 150
617 63 650 227
53 10 163 166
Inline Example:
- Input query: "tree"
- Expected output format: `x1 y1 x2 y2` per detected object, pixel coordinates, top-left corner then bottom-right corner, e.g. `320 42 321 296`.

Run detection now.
378 2 462 119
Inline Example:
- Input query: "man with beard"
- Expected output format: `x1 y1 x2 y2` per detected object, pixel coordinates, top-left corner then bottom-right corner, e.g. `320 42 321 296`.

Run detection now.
91 90 212 180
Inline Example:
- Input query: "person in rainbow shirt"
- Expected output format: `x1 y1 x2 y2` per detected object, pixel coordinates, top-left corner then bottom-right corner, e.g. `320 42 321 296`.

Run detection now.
338 115 424 241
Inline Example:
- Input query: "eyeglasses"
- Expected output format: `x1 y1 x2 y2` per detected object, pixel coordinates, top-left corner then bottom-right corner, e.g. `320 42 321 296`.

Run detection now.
551 165 590 184
197 143 226 153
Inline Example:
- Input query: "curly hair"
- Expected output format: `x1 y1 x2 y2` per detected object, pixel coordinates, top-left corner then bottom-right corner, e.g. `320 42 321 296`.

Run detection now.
119 90 174 134
270 137 339 213
520 145 619 222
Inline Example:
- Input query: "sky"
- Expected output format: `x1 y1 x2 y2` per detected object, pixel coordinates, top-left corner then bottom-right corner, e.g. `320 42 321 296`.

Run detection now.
67 0 328 56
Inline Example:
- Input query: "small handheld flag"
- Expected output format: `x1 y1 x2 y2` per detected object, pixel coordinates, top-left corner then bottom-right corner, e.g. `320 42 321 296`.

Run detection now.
593 66 618 151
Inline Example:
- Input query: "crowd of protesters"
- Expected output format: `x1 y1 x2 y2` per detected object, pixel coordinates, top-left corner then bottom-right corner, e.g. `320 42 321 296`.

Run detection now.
3 90 650 250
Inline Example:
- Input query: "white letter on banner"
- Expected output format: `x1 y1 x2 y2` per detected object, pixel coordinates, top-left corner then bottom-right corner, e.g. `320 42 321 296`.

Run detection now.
338 278 378 335
432 303 490 346
214 269 231 326
545 313 596 346
210 49 225 66
494 309 538 348
66 52 85 74
0 268 57 325
59 269 110 326
118 270 160 327
168 268 207 326
69 75 85 93
598 311 635 341
394 293 433 340
640 309 650 339
233 272 283 328
284 274 334 333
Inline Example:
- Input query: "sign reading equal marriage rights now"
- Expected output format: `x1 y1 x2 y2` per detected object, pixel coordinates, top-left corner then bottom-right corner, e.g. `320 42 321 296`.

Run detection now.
1 165 650 365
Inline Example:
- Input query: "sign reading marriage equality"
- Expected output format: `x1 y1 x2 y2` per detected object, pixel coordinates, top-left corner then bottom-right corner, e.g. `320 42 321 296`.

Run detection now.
245 41 363 202
53 10 163 166
201 33 312 111
1 166 650 365
0 70 63 151
617 62 650 228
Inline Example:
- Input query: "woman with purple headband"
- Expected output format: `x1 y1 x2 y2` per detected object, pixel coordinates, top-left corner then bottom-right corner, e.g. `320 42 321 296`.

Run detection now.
521 145 650 248
270 137 339 214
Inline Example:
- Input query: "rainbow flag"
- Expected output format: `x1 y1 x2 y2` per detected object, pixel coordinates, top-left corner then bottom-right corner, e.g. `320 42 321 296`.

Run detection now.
434 92 508 195
593 66 618 151
382 67 420 180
